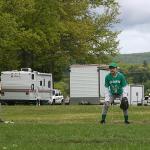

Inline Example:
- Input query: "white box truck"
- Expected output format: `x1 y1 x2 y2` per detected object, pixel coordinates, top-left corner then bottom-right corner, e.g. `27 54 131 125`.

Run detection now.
70 64 109 104
0 68 53 105
126 84 144 105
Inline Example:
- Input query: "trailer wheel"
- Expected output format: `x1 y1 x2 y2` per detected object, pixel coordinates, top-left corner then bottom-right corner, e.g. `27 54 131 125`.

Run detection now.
8 102 15 105
65 102 70 105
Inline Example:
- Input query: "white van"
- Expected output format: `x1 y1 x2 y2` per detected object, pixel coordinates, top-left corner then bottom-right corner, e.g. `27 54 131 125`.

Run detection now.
143 95 150 106
51 89 64 104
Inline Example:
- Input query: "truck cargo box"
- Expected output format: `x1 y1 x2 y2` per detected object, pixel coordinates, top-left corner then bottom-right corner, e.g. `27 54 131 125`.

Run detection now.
70 64 109 104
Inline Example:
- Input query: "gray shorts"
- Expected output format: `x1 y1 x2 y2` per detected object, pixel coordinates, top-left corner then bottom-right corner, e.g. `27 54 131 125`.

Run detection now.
102 95 128 115
109 95 122 104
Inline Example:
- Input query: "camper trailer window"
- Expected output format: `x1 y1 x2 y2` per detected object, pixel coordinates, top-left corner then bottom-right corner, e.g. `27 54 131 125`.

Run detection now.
32 74 34 80
52 90 55 95
43 79 45 86
48 81 51 88
31 84 34 90
40 81 42 86
1 91 4 96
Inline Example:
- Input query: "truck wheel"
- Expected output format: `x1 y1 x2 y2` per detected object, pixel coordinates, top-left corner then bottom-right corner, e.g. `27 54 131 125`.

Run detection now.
60 99 64 105
52 99 55 105
8 102 15 105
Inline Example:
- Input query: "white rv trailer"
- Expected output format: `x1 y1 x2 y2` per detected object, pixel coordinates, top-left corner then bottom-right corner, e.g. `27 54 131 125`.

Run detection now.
0 68 53 105
70 64 109 104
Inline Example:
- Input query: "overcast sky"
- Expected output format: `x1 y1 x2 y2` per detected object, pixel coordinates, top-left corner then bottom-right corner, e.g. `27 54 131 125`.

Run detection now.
117 0 150 54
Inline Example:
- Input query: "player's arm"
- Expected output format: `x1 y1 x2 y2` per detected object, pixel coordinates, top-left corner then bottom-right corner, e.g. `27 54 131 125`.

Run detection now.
104 76 110 101
122 86 128 97
121 74 128 97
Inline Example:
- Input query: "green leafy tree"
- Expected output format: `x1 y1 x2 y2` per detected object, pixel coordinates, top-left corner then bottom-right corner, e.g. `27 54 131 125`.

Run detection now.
119 63 150 94
0 0 120 82
59 0 120 65
0 13 19 72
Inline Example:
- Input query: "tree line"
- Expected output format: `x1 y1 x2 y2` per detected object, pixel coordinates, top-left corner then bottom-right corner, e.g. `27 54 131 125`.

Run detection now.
119 61 150 95
114 52 150 64
0 0 120 81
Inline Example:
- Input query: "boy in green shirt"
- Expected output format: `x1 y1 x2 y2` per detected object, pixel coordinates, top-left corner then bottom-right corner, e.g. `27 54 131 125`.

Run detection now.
100 62 130 124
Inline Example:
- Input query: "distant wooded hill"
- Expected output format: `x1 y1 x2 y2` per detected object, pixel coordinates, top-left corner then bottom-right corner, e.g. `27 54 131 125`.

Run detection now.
114 52 150 64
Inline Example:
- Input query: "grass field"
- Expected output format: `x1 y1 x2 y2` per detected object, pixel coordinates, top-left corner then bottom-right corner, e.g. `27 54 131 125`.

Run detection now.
0 105 150 150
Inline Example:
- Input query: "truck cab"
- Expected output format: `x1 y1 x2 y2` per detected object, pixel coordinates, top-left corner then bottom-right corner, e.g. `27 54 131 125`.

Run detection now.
143 95 150 106
52 89 64 104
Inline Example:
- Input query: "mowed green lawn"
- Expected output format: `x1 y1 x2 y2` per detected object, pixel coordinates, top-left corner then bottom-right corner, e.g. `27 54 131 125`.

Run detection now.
0 105 150 150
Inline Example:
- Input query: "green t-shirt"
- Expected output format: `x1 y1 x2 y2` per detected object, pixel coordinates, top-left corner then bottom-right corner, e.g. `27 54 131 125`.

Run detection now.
105 72 127 95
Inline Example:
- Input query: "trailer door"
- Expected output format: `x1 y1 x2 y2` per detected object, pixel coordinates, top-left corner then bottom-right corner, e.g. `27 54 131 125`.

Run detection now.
130 86 144 105
70 65 99 98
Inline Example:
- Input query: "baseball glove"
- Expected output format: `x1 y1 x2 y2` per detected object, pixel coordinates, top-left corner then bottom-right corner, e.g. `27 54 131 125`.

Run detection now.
120 97 129 110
